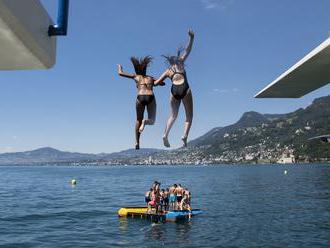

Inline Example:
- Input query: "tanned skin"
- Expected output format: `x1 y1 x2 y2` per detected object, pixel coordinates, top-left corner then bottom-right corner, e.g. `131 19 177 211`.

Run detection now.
118 64 164 149
155 29 195 148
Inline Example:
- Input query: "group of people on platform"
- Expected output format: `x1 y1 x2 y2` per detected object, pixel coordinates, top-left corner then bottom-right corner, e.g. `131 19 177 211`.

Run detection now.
145 181 191 213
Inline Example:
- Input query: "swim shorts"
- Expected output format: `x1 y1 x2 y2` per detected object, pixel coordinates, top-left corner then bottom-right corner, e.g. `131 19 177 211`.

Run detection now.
169 194 176 203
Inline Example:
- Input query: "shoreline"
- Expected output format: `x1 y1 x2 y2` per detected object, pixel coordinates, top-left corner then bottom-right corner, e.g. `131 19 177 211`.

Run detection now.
0 161 329 167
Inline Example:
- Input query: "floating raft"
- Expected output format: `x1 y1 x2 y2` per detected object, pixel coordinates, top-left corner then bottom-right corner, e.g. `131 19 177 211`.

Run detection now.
118 207 202 223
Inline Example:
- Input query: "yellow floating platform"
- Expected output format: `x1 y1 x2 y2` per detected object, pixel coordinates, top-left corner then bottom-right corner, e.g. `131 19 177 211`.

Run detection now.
118 207 148 217
118 206 203 223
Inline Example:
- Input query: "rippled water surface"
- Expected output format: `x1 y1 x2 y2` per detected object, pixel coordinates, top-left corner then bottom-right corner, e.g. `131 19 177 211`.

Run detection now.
0 165 330 247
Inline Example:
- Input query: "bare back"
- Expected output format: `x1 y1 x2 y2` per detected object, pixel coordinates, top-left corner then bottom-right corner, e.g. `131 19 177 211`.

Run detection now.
168 64 186 85
134 75 155 95
176 186 183 196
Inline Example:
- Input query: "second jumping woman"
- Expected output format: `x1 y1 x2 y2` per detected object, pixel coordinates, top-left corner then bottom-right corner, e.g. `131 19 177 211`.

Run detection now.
155 30 195 147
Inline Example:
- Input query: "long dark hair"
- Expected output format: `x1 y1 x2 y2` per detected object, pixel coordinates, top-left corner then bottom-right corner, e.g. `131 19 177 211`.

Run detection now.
130 56 153 76
162 47 185 67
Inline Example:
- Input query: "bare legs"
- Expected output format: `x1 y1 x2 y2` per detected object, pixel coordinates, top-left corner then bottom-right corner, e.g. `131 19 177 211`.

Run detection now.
135 100 144 150
135 98 156 149
182 90 193 147
163 95 180 147
135 88 193 149
163 90 193 147
139 99 156 133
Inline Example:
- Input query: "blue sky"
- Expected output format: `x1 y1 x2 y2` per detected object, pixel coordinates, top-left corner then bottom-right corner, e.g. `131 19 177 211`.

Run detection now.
0 0 330 153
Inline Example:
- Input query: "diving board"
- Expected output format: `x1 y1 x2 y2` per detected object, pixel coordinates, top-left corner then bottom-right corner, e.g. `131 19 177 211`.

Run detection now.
255 37 330 98
308 134 330 143
0 0 57 70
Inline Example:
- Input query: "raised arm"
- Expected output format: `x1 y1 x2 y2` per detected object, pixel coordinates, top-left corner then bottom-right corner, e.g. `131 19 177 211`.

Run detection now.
181 29 195 62
154 70 169 86
117 64 135 79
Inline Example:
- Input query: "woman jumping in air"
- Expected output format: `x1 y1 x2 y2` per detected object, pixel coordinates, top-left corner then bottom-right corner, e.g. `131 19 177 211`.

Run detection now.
118 56 164 150
155 29 195 147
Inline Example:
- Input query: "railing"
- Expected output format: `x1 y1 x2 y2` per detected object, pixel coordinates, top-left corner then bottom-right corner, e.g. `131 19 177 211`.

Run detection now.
48 0 70 36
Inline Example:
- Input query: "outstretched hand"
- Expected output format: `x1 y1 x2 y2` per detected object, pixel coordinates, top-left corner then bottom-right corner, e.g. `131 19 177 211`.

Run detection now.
117 64 123 73
188 29 194 38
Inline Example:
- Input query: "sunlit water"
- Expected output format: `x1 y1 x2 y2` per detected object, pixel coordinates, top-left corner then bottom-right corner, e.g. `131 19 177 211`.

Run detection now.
0 165 329 247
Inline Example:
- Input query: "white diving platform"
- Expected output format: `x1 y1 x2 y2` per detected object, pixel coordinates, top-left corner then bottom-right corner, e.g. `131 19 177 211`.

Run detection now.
255 37 330 98
0 0 56 70
308 134 330 143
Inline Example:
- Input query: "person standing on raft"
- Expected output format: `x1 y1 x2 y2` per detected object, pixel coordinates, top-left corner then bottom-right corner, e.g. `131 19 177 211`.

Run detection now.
155 29 195 147
118 56 164 149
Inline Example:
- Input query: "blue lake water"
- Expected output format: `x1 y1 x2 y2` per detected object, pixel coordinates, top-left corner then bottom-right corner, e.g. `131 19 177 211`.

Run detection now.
0 165 330 247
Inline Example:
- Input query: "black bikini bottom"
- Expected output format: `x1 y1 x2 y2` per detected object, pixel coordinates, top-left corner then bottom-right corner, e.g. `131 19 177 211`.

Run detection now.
171 82 190 100
137 95 154 106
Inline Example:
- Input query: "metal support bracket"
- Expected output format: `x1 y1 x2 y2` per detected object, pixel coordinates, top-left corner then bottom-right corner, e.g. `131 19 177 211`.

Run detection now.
48 0 70 36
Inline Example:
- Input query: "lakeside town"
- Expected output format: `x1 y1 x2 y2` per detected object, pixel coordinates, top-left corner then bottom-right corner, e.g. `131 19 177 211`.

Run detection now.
66 145 322 167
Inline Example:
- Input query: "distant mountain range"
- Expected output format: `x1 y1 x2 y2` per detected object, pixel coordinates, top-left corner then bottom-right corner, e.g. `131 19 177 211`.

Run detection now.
1 95 329 165
189 111 274 147
143 95 330 164
186 95 330 163
0 147 96 164
0 147 161 165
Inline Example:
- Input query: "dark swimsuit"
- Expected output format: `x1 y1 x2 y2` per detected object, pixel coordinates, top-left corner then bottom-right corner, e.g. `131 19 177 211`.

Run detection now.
164 196 169 205
137 95 154 106
177 195 183 203
170 68 190 100
136 77 155 106
145 196 150 203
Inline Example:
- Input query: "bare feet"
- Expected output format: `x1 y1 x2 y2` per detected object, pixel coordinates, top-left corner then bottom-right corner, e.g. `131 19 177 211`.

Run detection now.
139 120 145 133
163 136 170 147
135 143 140 150
182 136 188 147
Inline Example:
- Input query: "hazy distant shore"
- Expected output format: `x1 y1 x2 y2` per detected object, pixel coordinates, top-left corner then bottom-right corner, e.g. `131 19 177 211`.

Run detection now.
1 95 329 165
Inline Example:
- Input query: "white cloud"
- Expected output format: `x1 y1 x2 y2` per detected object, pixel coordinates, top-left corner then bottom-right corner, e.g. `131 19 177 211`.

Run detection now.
201 0 233 10
201 0 218 9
